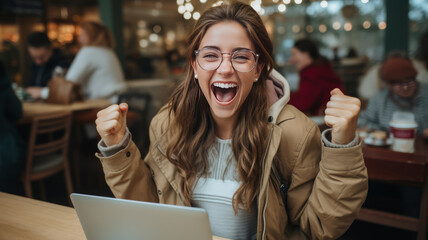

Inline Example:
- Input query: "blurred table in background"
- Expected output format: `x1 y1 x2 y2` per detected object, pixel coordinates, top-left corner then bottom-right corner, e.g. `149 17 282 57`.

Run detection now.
359 136 428 238
362 135 428 181
363 136 428 179
19 99 111 124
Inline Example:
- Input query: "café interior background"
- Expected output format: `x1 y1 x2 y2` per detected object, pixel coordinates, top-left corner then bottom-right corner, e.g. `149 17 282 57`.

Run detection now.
0 0 428 90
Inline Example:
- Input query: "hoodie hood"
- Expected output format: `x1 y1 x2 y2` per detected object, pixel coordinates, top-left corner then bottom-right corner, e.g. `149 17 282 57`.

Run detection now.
266 69 290 123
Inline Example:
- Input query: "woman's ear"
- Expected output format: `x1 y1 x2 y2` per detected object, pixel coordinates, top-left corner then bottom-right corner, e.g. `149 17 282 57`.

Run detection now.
191 59 197 75
256 63 265 79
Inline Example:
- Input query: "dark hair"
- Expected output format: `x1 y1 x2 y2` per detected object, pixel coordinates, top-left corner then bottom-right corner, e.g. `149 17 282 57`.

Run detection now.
27 32 51 48
294 38 327 64
416 28 428 69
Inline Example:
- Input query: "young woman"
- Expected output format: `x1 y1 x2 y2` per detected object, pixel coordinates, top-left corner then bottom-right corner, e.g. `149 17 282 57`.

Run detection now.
95 2 367 239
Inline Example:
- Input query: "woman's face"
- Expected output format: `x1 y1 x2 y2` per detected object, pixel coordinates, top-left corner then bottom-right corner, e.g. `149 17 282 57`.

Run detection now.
289 47 312 71
78 29 91 46
388 79 418 99
192 21 261 128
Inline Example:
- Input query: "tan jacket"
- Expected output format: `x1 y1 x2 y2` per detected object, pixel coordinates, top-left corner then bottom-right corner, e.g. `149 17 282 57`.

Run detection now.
97 71 368 239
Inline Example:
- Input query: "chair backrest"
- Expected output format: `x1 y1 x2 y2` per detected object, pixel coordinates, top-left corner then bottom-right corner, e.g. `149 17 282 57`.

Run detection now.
25 111 72 175
118 92 152 115
118 92 152 152
358 147 428 240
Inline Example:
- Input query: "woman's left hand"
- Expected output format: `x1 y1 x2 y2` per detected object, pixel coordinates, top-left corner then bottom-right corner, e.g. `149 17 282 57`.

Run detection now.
324 88 361 145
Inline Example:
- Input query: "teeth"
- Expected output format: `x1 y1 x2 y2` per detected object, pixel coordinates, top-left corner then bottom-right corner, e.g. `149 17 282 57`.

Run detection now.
213 82 237 89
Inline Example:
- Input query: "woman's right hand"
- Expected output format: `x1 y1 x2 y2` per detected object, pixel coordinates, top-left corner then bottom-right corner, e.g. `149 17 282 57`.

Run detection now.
95 103 128 146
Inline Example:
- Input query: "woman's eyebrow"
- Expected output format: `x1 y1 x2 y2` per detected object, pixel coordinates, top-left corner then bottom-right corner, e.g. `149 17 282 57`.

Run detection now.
200 45 220 50
200 46 253 52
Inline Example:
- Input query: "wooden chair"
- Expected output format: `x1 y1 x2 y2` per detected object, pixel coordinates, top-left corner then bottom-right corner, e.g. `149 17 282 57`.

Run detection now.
22 111 73 201
118 92 152 154
358 147 428 240
334 61 368 98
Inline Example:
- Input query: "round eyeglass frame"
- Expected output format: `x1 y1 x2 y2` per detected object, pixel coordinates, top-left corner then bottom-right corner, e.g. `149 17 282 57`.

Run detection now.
194 48 260 73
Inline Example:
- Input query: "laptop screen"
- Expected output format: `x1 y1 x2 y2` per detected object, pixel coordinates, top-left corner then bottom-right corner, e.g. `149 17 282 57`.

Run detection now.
70 193 212 240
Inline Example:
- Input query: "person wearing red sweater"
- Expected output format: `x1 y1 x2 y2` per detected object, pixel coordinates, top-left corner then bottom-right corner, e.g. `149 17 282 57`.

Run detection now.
288 39 345 116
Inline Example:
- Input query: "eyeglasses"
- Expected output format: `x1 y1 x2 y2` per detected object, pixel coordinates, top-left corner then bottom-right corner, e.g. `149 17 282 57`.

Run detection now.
390 78 417 88
195 47 259 73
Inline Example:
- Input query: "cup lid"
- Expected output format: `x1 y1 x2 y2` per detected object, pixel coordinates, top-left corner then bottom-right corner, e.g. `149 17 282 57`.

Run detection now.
389 120 418 128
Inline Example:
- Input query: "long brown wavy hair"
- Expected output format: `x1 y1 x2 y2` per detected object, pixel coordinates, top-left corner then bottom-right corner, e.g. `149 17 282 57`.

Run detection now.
166 1 274 213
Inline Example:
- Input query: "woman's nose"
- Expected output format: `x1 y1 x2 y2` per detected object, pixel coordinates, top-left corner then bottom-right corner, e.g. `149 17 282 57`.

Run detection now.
217 56 234 74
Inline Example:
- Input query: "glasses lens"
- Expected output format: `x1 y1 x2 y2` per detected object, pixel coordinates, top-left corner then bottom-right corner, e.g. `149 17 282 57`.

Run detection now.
231 50 257 72
197 49 222 71
393 79 416 88
196 48 258 72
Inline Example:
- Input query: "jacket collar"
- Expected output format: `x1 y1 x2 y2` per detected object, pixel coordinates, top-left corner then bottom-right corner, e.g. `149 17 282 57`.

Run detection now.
266 69 295 124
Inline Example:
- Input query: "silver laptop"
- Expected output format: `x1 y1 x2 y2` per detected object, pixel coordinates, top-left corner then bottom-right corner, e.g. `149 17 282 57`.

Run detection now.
70 193 212 240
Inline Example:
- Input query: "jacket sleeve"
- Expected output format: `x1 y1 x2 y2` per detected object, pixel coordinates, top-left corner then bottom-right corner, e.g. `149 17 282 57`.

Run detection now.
287 124 368 239
96 125 159 202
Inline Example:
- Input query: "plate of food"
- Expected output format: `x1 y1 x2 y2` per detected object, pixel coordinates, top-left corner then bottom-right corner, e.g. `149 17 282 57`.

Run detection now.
363 130 393 147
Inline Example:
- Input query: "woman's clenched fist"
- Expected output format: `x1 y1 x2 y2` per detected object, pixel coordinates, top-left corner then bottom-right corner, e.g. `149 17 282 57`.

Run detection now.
324 88 361 145
95 103 128 146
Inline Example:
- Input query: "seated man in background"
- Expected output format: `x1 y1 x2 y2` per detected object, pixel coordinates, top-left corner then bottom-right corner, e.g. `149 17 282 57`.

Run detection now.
358 57 428 138
25 31 69 98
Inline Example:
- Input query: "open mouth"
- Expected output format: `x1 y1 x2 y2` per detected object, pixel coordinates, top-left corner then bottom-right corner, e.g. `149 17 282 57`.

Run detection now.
211 82 238 103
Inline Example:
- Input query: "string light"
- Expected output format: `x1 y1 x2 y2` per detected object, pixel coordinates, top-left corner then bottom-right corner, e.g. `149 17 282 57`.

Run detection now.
184 12 192 19
332 22 341 30
344 22 352 31
278 4 286 12
320 0 328 8
319 24 327 33
363 21 371 29
193 12 201 20
292 25 301 33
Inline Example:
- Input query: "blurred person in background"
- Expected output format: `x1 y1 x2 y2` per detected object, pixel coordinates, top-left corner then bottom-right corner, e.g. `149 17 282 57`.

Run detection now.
25 32 69 97
28 21 127 103
65 21 127 103
358 57 428 138
358 29 428 102
288 38 345 116
0 60 25 193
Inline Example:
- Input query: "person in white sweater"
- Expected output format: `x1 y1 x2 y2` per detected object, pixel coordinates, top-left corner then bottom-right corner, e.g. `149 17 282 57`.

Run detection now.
34 21 127 103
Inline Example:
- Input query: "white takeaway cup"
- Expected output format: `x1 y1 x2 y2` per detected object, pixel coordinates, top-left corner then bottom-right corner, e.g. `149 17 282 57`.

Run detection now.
389 120 418 153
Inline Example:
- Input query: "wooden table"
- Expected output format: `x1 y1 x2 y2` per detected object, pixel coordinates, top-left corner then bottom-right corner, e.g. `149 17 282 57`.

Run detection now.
0 192 85 240
359 136 428 237
362 136 428 182
19 99 112 124
0 192 229 240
